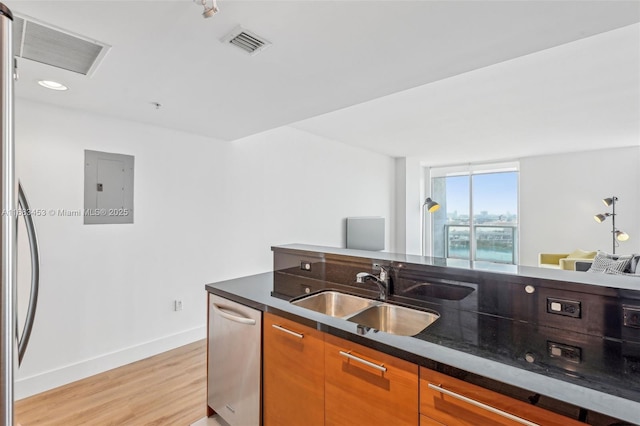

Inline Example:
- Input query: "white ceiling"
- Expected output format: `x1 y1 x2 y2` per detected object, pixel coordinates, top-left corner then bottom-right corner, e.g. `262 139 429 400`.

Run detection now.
9 1 640 163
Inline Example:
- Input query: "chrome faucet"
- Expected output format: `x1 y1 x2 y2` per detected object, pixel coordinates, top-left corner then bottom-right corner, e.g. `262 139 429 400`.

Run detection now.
356 265 391 301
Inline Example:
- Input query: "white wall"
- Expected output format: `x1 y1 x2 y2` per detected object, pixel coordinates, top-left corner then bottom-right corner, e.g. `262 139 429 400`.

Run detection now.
394 159 407 253
394 157 422 255
519 146 640 266
14 99 394 398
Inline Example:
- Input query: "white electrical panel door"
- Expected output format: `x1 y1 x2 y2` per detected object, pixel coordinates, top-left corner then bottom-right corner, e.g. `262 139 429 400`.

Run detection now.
84 150 134 224
96 158 125 209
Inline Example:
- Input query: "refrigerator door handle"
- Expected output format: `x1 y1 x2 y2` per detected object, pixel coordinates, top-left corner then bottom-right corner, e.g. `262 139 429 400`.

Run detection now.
17 182 39 365
1 4 17 424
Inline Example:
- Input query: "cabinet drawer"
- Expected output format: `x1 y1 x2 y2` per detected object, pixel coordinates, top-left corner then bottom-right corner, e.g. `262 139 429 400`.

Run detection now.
264 312 324 342
325 334 419 426
264 313 324 426
420 368 583 426
421 414 446 426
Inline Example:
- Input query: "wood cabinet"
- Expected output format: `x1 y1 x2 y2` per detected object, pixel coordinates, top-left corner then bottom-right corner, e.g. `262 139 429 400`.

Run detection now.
261 314 588 426
419 367 584 426
263 313 325 426
421 414 446 426
325 333 419 426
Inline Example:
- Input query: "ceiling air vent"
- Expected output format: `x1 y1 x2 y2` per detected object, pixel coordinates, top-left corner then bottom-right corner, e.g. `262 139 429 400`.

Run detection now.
221 26 271 56
12 14 110 76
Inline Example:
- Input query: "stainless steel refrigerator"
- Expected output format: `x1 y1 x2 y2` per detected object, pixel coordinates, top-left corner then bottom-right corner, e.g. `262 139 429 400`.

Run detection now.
1 3 41 425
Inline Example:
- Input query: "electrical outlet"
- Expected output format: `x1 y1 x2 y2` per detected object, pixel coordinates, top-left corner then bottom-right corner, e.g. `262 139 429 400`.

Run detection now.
546 297 581 318
548 341 582 363
174 300 183 311
623 306 640 328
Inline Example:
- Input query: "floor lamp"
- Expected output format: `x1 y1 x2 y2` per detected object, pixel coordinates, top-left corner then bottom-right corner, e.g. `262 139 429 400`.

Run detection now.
594 196 629 254
421 197 440 256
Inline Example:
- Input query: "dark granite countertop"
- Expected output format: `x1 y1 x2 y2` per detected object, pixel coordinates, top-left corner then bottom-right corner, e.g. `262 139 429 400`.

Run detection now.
205 272 640 424
274 244 640 292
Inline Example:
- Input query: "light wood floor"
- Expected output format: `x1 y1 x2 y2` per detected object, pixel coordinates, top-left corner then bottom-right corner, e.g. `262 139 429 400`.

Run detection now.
16 339 207 426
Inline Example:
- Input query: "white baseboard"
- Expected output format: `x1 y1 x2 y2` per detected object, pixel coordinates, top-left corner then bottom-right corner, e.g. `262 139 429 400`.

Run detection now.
191 415 229 426
15 326 206 400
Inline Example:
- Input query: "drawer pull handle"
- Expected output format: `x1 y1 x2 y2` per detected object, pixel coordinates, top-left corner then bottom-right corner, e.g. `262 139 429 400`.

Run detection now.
272 324 304 339
427 383 539 426
213 304 256 325
339 350 387 372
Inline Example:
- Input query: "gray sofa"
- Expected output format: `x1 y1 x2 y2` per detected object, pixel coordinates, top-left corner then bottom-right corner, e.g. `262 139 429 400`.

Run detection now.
575 261 594 272
576 253 640 275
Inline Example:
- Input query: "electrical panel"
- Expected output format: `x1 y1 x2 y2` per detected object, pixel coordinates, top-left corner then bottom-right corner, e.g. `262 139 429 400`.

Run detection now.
84 150 134 224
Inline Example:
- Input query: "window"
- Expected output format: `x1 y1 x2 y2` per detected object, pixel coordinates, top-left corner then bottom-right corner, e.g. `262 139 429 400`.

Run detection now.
429 163 519 264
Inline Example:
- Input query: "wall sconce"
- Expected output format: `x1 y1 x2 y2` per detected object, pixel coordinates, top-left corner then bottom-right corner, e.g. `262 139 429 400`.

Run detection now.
421 197 440 256
594 196 629 254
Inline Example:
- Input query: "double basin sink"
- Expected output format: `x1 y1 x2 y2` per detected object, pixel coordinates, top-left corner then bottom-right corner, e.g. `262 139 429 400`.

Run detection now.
290 290 439 336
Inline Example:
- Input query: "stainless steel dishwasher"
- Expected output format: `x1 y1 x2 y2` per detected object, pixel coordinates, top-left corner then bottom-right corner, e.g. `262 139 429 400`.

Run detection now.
208 294 262 425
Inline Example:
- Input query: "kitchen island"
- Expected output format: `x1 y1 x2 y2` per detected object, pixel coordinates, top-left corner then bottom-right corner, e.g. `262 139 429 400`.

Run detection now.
205 245 640 425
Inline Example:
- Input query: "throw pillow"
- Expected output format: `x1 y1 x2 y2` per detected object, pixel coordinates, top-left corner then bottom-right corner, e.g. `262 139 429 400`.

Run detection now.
567 249 597 259
588 251 633 274
629 254 640 274
603 268 640 277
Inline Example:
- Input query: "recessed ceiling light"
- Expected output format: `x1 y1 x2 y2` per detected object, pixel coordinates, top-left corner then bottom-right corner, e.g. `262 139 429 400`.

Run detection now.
37 80 68 91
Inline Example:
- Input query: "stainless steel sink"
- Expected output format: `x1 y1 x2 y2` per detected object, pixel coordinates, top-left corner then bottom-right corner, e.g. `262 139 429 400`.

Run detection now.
403 282 475 301
291 290 440 336
347 303 439 336
290 291 377 318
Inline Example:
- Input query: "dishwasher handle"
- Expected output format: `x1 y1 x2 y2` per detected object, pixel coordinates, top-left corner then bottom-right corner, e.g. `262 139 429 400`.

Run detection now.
213 304 257 325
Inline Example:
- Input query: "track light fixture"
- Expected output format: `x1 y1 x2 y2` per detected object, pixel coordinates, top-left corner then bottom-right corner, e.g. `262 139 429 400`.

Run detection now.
201 0 219 18
594 196 629 254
